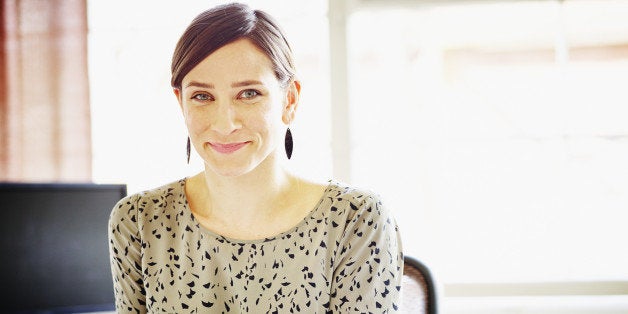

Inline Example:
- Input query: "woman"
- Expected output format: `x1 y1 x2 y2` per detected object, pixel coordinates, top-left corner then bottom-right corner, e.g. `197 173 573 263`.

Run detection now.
109 3 403 313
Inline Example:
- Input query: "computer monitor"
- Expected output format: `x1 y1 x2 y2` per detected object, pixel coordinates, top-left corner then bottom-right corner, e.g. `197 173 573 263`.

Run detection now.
0 182 127 313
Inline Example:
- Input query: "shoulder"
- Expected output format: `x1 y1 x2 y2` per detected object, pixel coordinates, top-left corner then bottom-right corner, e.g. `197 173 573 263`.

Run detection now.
323 180 393 223
110 179 186 221
327 180 383 208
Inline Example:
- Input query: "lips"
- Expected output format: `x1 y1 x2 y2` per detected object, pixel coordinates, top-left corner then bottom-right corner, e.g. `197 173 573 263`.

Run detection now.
208 142 249 154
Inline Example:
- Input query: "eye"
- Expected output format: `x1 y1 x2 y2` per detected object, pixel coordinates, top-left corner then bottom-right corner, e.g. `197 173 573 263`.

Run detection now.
191 93 213 101
239 89 261 100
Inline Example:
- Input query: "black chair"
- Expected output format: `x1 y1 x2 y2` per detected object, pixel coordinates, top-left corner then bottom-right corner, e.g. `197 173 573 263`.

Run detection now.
401 255 438 313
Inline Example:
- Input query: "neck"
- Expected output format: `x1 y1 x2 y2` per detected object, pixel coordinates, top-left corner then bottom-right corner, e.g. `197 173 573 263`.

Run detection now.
194 153 294 219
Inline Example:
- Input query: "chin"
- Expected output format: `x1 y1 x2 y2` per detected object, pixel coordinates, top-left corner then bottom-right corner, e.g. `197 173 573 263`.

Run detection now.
204 160 258 178
202 146 279 178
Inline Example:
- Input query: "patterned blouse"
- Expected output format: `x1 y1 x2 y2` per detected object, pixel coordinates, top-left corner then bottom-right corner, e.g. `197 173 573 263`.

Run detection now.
108 179 403 313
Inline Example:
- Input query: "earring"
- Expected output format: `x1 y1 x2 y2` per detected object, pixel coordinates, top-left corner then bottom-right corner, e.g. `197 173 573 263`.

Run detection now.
284 128 293 159
186 137 191 164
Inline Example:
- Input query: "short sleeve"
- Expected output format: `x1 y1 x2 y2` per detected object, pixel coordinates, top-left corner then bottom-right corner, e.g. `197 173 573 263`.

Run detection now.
108 194 147 314
329 194 403 312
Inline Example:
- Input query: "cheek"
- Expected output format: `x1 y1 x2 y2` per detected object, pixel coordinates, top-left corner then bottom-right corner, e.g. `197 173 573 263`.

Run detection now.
269 114 288 146
250 100 285 132
246 110 276 135
184 107 215 135
185 112 204 133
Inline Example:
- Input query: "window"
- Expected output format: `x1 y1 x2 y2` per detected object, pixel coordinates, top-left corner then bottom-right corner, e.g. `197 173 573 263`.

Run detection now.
346 0 628 285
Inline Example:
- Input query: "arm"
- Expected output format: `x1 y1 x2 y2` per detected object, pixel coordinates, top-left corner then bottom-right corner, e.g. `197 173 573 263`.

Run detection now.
108 194 147 314
329 195 404 313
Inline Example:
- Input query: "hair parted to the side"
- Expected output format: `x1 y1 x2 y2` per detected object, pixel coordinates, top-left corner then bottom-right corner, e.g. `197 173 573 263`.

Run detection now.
171 3 296 90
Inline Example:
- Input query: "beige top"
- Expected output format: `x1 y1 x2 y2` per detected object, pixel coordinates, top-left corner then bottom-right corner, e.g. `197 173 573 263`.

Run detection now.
109 179 403 313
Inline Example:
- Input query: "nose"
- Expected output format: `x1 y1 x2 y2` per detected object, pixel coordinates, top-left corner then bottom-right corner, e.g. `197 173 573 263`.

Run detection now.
210 101 241 135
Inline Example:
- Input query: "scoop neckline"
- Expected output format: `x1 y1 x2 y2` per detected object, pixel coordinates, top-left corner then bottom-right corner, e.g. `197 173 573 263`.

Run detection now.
179 178 335 244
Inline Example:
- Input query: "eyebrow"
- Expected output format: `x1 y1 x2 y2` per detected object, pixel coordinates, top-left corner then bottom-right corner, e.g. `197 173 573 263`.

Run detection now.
184 80 264 89
231 80 263 88
185 81 214 89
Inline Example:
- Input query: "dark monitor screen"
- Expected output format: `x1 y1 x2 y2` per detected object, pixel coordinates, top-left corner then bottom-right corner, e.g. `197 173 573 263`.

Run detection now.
0 183 126 313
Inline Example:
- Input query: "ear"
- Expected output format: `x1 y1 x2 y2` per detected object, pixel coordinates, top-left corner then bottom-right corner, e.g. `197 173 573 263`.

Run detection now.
282 80 301 125
173 88 184 111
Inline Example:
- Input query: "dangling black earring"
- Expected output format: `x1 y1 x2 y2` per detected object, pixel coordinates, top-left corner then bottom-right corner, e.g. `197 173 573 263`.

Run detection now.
284 128 293 159
186 137 191 164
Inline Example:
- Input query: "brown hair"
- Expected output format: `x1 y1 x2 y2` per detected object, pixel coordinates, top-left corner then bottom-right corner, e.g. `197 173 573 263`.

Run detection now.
171 3 296 89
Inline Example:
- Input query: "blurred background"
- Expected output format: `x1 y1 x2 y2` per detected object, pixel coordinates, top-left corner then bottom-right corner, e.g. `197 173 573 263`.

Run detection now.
2 0 628 312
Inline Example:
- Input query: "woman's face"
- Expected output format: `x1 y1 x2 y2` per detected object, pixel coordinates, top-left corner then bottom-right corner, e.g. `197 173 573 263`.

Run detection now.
175 39 299 177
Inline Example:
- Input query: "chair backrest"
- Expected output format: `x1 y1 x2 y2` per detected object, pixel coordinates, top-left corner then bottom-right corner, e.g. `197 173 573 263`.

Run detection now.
401 256 438 314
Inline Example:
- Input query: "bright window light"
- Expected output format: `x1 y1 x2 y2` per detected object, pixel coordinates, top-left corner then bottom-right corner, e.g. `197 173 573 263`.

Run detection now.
348 0 628 283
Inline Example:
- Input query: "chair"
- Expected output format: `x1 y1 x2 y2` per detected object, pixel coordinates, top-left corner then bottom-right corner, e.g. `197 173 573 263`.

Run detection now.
401 255 438 313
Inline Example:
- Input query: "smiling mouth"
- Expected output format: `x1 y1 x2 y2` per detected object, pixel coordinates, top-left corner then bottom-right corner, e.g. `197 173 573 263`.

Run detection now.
208 142 250 154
